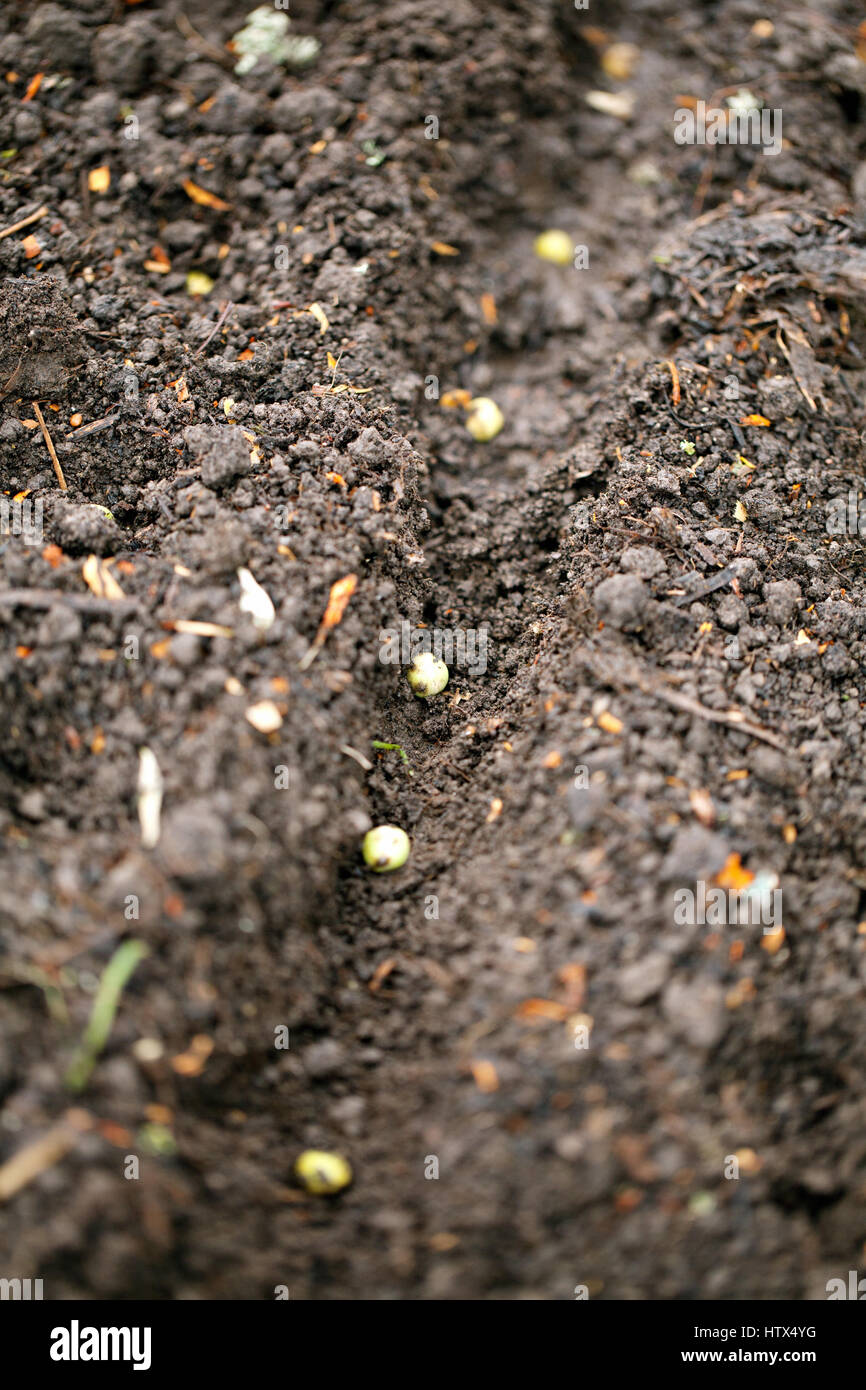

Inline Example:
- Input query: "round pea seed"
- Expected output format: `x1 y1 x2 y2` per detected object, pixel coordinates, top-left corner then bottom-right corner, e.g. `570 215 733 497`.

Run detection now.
407 652 449 698
362 825 410 872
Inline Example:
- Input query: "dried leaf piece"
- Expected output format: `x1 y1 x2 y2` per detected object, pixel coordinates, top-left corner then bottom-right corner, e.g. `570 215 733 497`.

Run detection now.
21 234 40 259
369 958 396 993
440 388 472 409
182 178 232 211
470 1059 499 1094
137 747 163 849
431 241 460 256
82 554 125 601
171 1035 214 1077
87 165 110 193
761 927 786 955
739 414 771 427
585 90 635 120
22 72 43 103
689 787 716 827
597 710 623 734
601 42 640 80
716 852 754 892
514 998 569 1023
557 962 587 1010
307 301 329 334
299 573 357 669
734 500 748 522
480 292 498 325
245 700 283 734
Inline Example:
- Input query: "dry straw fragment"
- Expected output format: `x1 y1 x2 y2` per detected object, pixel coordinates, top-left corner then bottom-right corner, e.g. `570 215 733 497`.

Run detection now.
82 554 124 600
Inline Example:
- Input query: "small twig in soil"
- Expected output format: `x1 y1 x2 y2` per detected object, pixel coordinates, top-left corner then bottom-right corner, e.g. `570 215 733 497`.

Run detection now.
176 13 234 68
79 167 90 223
728 417 747 452
0 204 47 240
31 401 67 490
664 359 681 405
194 299 235 357
67 412 119 439
0 1118 86 1203
0 358 22 399
670 564 739 607
578 648 790 752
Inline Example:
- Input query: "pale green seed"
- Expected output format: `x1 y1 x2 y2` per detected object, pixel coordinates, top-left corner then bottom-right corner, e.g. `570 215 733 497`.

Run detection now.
466 397 504 442
362 825 410 872
533 229 574 265
295 1150 352 1195
406 652 449 698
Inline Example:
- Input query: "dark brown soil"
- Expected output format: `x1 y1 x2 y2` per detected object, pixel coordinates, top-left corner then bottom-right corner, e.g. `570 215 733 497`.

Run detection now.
2 0 866 1300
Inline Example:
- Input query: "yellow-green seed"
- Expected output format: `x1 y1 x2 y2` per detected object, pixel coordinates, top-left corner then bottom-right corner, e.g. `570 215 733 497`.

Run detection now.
407 652 449 698
295 1150 352 1195
186 270 215 297
465 397 504 442
362 824 410 872
533 229 574 266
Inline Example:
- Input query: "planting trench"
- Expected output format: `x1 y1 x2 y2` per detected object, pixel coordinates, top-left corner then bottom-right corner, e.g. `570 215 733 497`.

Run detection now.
1 0 866 1299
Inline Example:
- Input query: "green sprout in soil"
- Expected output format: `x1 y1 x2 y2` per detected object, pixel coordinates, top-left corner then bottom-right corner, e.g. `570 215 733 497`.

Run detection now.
138 1122 177 1158
361 140 387 168
64 939 148 1092
679 439 696 455
371 740 413 775
231 6 320 76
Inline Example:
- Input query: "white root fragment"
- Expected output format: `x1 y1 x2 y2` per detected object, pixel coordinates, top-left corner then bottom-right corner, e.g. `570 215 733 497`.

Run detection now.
137 747 164 849
237 566 275 633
